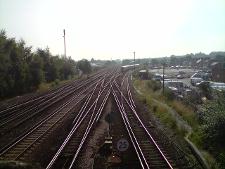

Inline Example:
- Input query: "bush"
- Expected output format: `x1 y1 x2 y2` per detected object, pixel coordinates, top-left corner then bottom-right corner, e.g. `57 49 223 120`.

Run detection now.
171 101 198 128
187 92 225 168
183 90 202 108
189 129 204 148
54 79 60 85
146 80 161 91
198 92 225 152
217 152 225 168
198 82 212 99
38 83 50 92
164 88 175 100
150 103 179 133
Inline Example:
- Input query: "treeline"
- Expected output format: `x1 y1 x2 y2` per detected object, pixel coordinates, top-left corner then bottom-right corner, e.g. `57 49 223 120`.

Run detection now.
150 52 225 67
0 30 77 98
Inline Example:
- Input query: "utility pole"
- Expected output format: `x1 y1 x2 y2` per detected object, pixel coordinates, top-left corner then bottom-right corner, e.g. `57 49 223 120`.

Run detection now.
133 51 135 71
162 62 165 94
63 29 66 57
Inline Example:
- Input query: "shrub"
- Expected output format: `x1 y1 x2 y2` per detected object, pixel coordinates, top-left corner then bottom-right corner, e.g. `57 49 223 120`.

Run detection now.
217 152 225 168
146 80 161 91
164 88 175 100
199 92 225 150
198 82 212 99
171 101 197 128
54 79 60 85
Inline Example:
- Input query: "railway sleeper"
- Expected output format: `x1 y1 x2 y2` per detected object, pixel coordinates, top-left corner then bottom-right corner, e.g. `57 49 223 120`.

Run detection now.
63 145 80 155
15 143 33 148
0 154 17 160
21 138 39 143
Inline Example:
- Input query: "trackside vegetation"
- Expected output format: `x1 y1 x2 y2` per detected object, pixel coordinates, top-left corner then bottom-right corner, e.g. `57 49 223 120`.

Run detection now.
0 30 92 100
133 74 225 168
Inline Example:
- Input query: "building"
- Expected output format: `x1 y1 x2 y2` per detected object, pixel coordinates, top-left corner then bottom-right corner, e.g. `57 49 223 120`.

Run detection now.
138 70 149 80
211 62 225 82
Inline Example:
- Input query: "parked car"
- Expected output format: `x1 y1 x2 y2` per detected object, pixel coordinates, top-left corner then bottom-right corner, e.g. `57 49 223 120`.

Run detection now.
153 74 168 81
164 80 192 99
179 71 186 75
211 82 225 91
196 81 225 91
152 74 162 81
177 74 185 79
164 80 186 93
190 73 204 86
196 81 209 87
197 81 225 91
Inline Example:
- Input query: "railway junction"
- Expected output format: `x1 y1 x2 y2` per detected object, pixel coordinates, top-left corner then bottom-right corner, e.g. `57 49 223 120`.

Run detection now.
0 67 202 169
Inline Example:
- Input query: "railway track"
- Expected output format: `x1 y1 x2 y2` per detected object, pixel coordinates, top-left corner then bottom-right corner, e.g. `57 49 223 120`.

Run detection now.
0 69 113 161
0 71 109 136
0 68 199 169
44 71 117 169
111 72 193 169
0 69 107 118
0 68 107 113
0 83 94 161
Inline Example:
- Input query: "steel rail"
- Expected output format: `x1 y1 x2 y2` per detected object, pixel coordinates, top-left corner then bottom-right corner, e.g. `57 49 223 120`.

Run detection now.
2 70 106 113
0 70 108 115
0 75 95 121
45 78 110 169
0 88 89 158
72 78 103 125
0 80 76 115
0 74 105 133
13 93 88 160
112 86 149 169
0 82 77 118
125 73 136 108
68 87 111 169
46 73 115 169
0 77 101 157
113 78 174 169
72 94 92 124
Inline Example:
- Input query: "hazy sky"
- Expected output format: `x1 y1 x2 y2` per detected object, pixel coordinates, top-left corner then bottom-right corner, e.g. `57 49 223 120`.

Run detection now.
0 0 225 60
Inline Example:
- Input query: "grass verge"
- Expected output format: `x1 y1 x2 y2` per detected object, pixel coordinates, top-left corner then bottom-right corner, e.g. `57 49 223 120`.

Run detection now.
37 76 78 93
133 78 219 168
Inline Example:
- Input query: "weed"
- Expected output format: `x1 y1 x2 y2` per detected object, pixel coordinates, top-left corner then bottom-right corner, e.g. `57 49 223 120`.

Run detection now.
171 101 198 128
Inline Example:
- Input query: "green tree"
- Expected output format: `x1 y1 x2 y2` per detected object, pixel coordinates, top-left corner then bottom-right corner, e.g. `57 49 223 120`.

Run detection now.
36 48 51 82
77 59 92 74
199 92 225 149
0 30 78 99
29 55 44 88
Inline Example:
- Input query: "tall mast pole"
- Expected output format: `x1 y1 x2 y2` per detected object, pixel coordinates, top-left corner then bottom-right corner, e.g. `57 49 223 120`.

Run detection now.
63 29 66 57
163 62 165 94
133 51 135 71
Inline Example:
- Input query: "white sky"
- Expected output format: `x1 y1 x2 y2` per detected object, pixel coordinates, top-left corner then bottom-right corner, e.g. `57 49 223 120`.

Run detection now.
0 0 225 60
